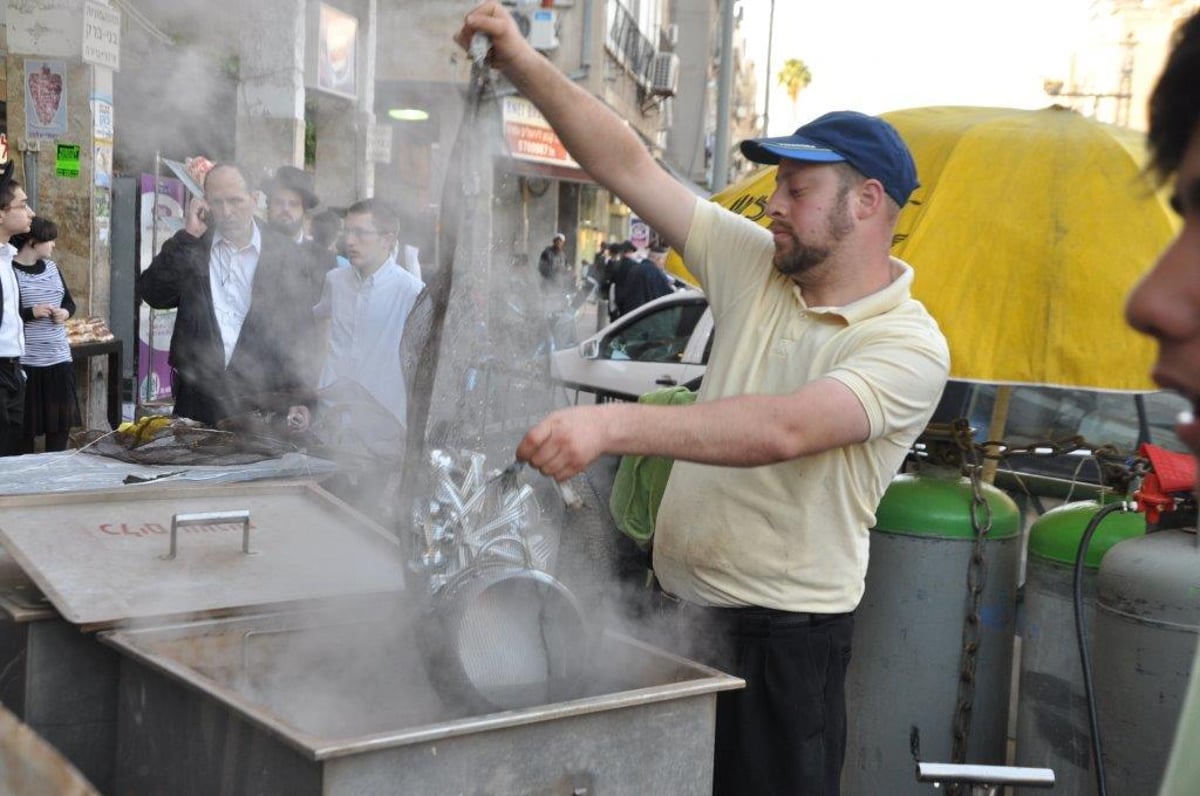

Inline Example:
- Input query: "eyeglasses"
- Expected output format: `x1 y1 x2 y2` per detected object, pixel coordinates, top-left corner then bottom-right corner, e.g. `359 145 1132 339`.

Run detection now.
344 227 382 240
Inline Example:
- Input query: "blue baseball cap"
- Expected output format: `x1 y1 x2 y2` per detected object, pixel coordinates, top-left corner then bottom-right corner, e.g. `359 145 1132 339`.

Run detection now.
740 111 919 206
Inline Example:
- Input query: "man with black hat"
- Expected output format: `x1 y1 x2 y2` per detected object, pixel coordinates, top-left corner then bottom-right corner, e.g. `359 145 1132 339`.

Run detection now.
617 241 674 315
603 240 641 321
265 165 337 307
458 5 950 793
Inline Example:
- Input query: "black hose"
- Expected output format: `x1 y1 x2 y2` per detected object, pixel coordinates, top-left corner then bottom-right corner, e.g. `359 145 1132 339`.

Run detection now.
1073 500 1127 796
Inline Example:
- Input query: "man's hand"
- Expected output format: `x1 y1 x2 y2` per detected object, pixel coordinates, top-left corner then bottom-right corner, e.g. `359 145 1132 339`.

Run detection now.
49 307 69 324
516 405 610 481
184 197 210 238
454 1 535 73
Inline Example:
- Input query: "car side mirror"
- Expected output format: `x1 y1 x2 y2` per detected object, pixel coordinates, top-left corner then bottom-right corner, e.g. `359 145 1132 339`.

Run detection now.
580 339 600 360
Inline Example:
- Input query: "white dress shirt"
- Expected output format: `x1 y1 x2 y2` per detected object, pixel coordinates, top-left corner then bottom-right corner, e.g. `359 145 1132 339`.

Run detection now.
209 223 262 367
0 243 25 358
313 256 425 427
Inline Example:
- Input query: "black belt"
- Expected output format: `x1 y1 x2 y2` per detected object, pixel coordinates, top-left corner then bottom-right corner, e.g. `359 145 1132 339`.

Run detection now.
653 584 850 625
0 356 20 366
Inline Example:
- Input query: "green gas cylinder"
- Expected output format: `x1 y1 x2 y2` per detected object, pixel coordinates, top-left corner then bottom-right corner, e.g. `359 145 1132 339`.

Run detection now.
844 471 1020 795
1015 500 1144 795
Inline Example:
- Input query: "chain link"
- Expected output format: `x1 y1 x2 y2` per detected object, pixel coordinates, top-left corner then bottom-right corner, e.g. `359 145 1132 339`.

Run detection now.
948 420 993 780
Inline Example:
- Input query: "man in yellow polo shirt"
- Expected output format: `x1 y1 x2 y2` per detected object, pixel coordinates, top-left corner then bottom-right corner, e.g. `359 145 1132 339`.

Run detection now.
457 4 949 793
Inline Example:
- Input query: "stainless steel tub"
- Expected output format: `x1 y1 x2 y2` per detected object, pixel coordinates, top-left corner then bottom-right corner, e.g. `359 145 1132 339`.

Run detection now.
104 604 741 795
0 480 413 793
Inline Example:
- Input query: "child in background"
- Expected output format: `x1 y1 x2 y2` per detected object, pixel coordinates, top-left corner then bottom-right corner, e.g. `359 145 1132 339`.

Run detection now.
10 217 80 452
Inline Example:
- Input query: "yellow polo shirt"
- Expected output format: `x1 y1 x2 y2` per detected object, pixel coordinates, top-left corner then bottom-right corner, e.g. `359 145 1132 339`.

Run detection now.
653 199 950 613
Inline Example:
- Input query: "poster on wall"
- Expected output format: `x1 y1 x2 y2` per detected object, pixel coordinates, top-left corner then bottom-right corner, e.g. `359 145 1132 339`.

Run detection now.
94 140 112 187
318 3 357 99
91 94 114 140
137 174 184 403
630 217 651 250
25 60 68 140
94 185 110 245
55 143 80 178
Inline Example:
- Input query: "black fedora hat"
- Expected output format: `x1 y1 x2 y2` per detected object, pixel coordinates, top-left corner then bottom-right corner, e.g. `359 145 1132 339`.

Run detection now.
265 165 319 210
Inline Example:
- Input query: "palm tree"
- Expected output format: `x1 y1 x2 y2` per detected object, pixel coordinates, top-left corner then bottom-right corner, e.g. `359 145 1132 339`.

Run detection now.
777 58 813 120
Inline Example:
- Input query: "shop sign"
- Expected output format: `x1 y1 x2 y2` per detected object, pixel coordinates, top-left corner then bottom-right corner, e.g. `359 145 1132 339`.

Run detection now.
501 96 580 169
82 0 121 72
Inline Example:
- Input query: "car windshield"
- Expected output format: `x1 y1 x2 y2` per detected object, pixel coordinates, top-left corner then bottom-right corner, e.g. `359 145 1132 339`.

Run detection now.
600 301 707 363
939 382 1190 455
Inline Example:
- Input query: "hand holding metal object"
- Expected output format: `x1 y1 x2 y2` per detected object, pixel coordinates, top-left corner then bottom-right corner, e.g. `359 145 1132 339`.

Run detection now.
488 460 582 510
551 478 584 511
469 31 490 67
468 32 491 97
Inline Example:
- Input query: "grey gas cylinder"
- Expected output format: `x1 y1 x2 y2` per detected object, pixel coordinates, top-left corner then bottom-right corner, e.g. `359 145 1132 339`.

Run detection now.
1092 529 1200 794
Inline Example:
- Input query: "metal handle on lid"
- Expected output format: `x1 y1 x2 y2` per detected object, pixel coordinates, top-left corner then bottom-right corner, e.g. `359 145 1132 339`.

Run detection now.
162 510 254 560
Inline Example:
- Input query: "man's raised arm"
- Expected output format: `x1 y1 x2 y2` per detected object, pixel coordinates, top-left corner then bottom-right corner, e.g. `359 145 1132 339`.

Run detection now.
455 1 697 252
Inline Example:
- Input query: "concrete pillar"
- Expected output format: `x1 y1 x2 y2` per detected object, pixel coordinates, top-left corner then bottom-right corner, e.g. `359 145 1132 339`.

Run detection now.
312 0 376 206
235 0 307 174
4 0 115 431
312 0 376 208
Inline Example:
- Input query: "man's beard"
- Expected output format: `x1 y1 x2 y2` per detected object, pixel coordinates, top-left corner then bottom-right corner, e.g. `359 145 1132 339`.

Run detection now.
773 236 835 276
268 216 303 238
773 193 853 277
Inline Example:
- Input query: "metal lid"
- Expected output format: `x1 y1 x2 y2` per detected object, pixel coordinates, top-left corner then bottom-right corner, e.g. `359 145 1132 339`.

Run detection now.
0 481 407 630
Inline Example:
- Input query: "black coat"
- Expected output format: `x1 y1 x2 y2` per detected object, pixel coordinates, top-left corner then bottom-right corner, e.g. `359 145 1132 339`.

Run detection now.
299 239 339 308
136 224 315 426
616 259 674 315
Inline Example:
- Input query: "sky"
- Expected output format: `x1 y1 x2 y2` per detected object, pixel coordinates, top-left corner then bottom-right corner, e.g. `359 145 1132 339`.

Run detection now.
738 0 1094 135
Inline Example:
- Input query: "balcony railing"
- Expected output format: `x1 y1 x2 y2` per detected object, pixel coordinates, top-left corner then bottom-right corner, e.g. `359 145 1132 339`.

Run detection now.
605 1 656 89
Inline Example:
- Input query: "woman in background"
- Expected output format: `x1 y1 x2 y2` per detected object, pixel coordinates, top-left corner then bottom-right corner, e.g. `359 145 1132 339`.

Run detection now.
10 217 79 452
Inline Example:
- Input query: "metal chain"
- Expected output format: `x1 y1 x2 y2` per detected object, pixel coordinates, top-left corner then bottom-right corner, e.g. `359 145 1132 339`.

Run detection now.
948 419 993 778
971 434 1088 460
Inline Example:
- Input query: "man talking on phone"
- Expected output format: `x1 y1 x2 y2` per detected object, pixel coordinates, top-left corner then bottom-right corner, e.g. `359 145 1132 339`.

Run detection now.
137 162 315 427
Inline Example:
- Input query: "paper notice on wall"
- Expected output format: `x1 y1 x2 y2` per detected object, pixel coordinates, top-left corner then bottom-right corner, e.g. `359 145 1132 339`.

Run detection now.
94 185 111 245
91 94 114 139
25 60 68 140
56 143 81 178
95 140 113 187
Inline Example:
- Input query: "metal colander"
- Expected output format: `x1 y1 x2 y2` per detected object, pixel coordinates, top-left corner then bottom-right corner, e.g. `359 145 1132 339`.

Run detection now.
422 563 590 713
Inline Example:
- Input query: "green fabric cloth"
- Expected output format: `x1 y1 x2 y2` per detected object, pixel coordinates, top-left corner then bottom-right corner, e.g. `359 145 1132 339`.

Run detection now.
609 386 697 547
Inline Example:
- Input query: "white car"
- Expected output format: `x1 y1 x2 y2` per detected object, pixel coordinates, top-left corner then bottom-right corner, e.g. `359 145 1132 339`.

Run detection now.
551 290 712 402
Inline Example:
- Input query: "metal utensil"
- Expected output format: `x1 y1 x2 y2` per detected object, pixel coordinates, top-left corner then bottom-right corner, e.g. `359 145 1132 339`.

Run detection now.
486 461 583 510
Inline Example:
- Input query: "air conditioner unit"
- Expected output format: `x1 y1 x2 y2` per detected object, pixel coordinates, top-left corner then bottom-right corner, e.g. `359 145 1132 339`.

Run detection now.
649 51 679 97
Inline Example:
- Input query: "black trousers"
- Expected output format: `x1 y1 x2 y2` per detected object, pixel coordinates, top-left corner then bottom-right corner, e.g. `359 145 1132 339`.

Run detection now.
654 593 855 796
0 358 26 457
